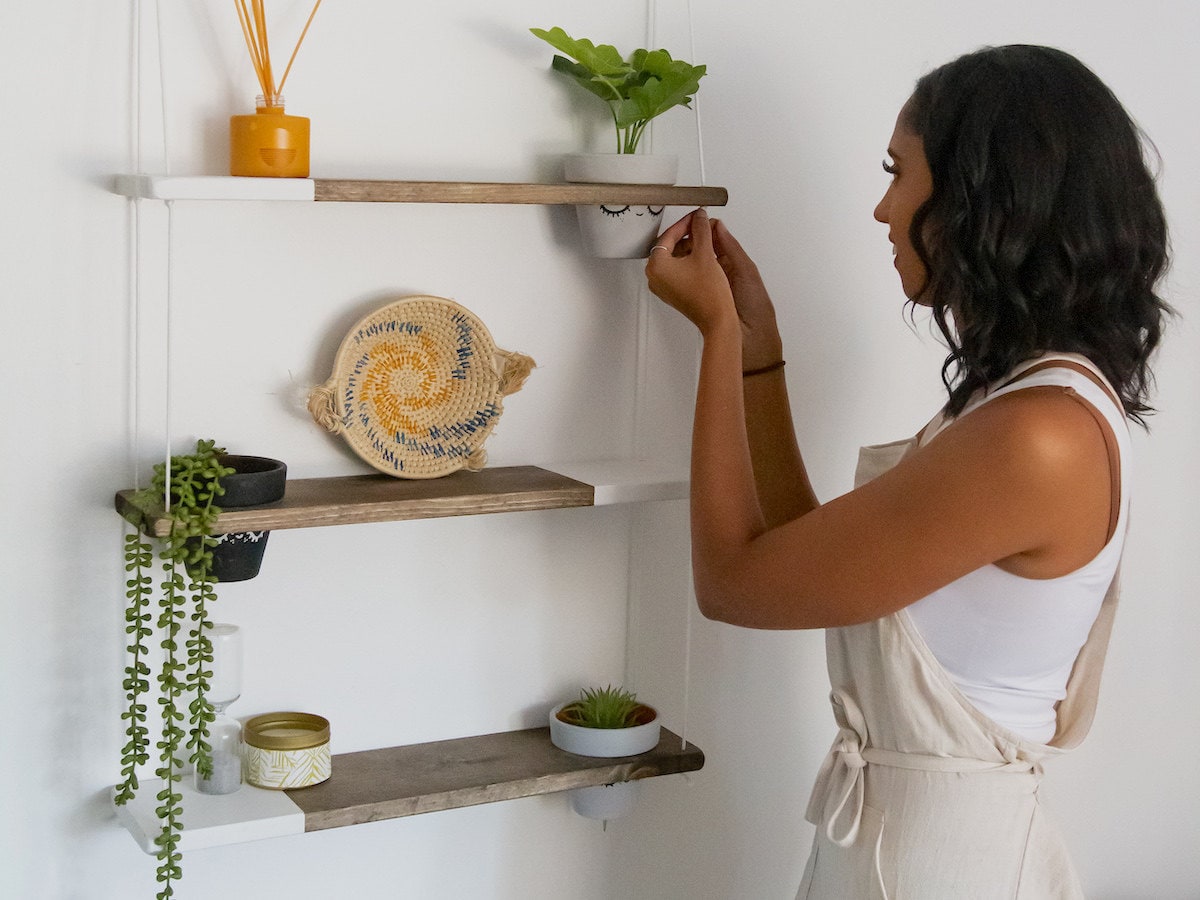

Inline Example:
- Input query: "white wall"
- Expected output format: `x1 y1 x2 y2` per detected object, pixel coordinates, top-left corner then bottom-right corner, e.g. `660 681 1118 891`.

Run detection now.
1 2 1196 899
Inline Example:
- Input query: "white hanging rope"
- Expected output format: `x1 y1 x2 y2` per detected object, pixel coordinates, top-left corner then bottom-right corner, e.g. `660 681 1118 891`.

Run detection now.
625 0 659 702
686 0 707 187
156 0 172 176
130 200 142 488
129 0 175 491
129 1 142 488
681 0 708 756
133 0 142 174
162 201 175 506
157 0 173 494
635 0 709 757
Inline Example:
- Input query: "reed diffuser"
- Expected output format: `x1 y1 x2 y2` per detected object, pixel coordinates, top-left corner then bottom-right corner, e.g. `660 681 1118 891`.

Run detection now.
229 0 323 177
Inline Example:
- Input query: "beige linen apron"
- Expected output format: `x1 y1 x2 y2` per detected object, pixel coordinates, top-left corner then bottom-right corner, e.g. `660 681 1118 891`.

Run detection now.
797 368 1122 899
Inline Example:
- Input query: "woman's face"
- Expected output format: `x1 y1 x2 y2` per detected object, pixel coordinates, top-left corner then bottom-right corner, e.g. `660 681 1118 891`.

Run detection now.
874 105 934 301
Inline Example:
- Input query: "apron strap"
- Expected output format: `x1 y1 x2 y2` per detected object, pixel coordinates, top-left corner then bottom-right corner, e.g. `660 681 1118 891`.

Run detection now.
1050 562 1121 749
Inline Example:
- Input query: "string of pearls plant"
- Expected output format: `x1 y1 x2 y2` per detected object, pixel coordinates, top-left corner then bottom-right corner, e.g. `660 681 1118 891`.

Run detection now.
114 439 234 899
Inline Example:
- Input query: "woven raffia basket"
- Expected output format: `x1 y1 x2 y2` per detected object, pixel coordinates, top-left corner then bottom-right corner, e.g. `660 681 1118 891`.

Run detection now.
307 295 535 479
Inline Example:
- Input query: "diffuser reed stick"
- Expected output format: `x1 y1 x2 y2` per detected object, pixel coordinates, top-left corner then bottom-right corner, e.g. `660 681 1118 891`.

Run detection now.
234 0 323 104
229 0 320 176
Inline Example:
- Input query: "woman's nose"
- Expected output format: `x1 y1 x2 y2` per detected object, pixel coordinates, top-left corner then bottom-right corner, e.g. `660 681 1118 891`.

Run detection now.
873 190 889 224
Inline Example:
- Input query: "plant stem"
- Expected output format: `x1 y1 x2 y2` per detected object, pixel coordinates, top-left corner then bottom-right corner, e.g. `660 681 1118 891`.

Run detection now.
186 578 217 778
154 554 187 898
115 533 153 805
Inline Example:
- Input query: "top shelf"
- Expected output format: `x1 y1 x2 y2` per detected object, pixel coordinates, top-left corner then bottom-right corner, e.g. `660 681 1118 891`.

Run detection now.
112 175 728 207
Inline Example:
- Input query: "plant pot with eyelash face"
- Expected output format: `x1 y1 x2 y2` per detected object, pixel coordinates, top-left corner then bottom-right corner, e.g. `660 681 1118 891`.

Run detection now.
564 153 678 258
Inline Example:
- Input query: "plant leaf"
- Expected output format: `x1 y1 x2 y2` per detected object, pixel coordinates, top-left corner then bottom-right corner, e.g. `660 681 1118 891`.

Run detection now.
531 27 627 76
549 55 624 103
616 59 706 128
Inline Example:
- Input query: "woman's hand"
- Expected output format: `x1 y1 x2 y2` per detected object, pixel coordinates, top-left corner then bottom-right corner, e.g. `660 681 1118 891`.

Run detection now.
711 219 784 372
644 209 737 336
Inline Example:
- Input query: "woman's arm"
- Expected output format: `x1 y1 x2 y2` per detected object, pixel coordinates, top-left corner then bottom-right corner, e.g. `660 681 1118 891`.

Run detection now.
647 212 1115 631
711 219 817 526
647 210 768 562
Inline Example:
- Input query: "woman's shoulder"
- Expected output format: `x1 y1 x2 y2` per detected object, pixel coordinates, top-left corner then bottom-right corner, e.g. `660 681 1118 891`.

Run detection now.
928 354 1127 446
916 386 1117 577
956 385 1109 465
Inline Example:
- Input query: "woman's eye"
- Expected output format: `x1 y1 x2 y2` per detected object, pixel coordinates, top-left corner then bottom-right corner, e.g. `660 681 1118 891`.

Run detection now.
600 205 630 218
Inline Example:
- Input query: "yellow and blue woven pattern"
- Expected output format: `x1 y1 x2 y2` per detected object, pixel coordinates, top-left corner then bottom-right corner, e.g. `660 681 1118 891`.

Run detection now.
308 295 534 479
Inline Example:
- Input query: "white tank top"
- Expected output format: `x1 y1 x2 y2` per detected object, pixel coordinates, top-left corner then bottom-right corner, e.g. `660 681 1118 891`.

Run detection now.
905 354 1130 743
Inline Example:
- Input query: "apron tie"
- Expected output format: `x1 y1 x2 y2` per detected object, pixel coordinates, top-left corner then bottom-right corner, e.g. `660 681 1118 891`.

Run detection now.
806 691 1045 848
805 691 871 847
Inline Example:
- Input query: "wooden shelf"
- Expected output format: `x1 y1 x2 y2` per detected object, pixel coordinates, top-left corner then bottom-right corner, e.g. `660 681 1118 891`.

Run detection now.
115 462 688 537
112 175 728 207
114 726 704 853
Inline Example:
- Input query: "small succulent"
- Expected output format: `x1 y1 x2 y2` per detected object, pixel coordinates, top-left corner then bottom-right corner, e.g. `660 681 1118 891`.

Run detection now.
556 685 655 729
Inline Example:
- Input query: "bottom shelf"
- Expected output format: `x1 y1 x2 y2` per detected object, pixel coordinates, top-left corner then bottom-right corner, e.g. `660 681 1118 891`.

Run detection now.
114 725 703 853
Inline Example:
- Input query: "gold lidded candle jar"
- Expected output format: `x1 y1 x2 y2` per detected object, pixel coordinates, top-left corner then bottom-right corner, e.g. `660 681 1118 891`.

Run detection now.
243 711 331 789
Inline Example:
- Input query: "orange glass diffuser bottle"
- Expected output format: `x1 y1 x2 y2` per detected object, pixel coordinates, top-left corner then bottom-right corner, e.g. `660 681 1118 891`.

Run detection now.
230 0 322 178
230 93 309 177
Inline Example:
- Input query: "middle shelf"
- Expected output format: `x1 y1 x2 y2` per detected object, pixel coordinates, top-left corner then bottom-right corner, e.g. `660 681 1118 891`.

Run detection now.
116 460 690 536
114 725 705 853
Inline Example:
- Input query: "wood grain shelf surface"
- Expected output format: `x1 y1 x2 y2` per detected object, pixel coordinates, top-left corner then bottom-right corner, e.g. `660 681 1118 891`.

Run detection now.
290 726 704 831
115 462 688 537
312 179 728 207
113 726 703 853
112 175 728 207
116 466 593 537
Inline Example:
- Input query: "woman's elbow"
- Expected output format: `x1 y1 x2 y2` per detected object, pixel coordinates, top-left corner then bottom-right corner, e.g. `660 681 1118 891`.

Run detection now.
692 574 754 626
695 590 732 624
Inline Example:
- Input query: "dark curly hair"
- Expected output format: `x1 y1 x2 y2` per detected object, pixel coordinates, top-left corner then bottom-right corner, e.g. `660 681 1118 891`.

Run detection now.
904 45 1171 425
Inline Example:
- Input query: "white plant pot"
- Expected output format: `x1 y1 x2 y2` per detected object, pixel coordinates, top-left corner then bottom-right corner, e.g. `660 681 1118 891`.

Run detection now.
563 153 679 259
549 701 660 821
548 703 661 757
569 781 641 820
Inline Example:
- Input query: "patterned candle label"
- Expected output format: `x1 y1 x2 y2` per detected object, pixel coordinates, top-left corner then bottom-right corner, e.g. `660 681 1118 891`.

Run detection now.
245 742 331 789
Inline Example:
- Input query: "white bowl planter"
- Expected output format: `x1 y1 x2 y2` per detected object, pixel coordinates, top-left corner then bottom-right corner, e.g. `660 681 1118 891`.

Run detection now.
548 702 660 757
548 701 661 821
564 153 678 259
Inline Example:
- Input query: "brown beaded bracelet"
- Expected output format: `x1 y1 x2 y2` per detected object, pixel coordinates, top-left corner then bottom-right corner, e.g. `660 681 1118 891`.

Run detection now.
742 360 786 377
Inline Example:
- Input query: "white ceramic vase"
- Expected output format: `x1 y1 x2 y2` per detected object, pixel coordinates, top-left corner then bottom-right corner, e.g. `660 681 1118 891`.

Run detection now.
563 153 679 259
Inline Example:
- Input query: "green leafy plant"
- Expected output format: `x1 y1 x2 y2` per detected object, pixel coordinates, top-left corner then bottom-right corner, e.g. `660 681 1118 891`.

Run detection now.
556 685 656 729
530 26 706 154
114 439 234 900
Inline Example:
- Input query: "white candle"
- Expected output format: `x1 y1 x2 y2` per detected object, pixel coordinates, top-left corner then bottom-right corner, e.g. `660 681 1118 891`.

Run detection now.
209 623 243 704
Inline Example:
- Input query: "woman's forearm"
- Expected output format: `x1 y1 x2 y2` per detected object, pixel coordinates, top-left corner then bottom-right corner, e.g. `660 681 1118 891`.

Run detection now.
743 368 819 526
688 316 769 616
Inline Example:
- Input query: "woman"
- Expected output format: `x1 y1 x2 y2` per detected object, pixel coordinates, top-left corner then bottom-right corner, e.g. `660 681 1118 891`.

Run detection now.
645 46 1170 897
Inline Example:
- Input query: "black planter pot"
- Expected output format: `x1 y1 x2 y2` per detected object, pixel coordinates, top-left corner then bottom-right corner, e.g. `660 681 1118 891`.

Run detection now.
207 455 287 583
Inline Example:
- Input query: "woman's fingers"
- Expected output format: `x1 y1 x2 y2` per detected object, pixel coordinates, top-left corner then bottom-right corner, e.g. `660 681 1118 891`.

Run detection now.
652 210 696 256
712 218 745 261
687 207 711 246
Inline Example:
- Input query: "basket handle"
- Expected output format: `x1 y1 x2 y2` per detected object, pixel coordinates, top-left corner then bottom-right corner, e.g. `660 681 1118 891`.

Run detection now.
497 349 536 396
306 379 343 434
